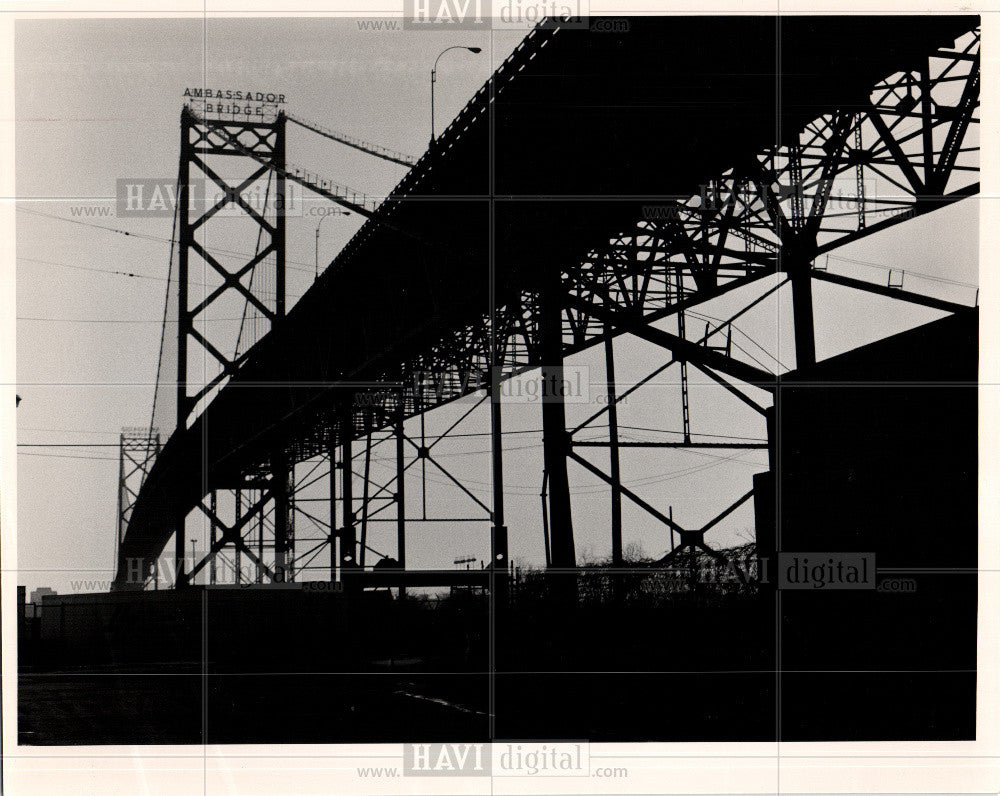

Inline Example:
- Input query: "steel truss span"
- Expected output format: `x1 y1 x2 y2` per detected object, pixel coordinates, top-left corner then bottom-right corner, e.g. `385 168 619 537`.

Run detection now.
115 15 979 590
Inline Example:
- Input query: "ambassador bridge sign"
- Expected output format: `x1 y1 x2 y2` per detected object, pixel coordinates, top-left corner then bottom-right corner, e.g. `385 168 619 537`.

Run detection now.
182 87 286 122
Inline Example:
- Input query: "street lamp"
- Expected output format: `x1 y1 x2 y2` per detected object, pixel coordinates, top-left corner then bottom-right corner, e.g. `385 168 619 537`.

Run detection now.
431 45 482 145
315 210 351 280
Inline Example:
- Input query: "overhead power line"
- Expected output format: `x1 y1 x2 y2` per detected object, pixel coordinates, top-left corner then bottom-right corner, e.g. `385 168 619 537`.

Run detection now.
18 256 168 283
18 443 120 447
18 451 118 462
16 207 319 274
18 316 250 324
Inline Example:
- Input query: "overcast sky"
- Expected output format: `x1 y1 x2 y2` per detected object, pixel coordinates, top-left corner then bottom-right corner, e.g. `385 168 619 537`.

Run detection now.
14 17 978 595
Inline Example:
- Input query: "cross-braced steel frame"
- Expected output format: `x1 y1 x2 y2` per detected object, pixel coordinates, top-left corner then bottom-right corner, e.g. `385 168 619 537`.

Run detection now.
146 28 978 591
116 429 161 585
169 107 294 588
348 27 979 576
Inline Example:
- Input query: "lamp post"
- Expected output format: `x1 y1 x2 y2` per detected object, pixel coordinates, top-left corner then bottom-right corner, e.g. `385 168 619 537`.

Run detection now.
314 210 351 280
431 45 482 145
189 538 197 586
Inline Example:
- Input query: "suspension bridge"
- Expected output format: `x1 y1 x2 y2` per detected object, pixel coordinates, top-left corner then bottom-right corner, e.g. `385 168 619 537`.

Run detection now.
22 15 980 744
112 16 979 596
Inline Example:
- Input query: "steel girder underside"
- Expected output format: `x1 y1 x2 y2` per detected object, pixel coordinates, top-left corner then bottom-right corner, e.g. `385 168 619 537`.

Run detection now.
116 15 979 587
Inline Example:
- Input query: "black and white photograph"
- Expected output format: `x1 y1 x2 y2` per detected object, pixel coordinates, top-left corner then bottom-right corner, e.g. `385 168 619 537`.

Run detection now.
2 2 996 794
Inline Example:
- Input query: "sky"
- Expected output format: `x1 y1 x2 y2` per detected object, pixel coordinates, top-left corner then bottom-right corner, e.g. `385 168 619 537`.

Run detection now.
13 17 978 595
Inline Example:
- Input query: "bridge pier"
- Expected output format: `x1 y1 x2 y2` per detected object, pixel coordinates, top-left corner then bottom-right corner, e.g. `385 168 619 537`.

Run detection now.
272 451 294 583
174 510 187 587
359 431 372 569
209 491 218 585
539 271 576 573
234 491 242 582
395 395 407 599
490 366 508 602
789 270 816 369
603 328 623 568
340 403 356 572
328 426 337 582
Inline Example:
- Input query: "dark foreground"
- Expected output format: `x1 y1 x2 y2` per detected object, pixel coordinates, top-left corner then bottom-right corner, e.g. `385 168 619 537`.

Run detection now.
19 566 975 745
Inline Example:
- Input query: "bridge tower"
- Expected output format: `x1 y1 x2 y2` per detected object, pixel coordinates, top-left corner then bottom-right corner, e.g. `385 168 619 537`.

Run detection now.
172 104 293 587
115 429 160 586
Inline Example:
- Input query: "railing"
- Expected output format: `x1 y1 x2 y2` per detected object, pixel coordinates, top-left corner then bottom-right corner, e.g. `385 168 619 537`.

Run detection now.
287 113 416 167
